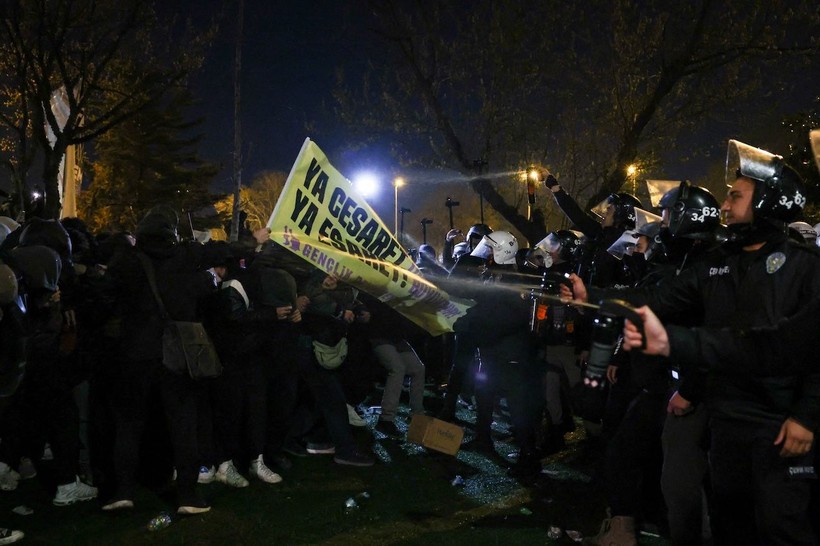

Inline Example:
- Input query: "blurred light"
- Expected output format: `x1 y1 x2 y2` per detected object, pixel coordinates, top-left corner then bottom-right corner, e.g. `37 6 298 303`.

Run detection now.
528 169 540 181
626 164 638 177
31 191 41 199
353 172 380 198
394 176 405 188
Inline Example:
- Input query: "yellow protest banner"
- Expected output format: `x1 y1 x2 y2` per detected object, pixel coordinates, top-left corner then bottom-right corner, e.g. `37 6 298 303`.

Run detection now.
267 138 472 336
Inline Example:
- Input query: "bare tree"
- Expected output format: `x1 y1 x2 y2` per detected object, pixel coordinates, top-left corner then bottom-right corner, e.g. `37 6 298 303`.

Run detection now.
336 0 819 238
0 0 213 218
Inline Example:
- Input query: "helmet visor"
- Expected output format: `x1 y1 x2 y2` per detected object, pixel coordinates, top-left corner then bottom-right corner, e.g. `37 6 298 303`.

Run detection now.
634 208 662 232
726 139 780 188
646 180 681 208
607 230 640 260
535 232 563 253
469 237 494 260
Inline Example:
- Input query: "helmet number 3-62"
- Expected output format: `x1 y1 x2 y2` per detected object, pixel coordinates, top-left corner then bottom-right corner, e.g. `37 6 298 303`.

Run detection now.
691 206 719 223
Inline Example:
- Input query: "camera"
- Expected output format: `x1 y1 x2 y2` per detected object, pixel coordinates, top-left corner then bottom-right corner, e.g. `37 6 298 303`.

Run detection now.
583 300 643 389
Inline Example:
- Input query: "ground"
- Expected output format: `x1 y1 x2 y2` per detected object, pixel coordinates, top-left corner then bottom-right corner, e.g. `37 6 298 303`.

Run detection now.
0 388 671 545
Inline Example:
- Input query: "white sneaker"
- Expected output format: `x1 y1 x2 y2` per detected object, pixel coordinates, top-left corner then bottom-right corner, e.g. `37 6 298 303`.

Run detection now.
197 465 215 484
0 464 18 492
215 460 248 488
0 527 24 545
249 457 283 484
53 476 98 506
347 404 367 427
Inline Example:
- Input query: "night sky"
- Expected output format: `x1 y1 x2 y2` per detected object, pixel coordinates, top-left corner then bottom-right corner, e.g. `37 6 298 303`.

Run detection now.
178 0 817 188
175 0 367 189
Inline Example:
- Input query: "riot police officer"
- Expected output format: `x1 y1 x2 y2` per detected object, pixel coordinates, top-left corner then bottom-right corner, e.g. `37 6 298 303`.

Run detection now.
567 140 819 544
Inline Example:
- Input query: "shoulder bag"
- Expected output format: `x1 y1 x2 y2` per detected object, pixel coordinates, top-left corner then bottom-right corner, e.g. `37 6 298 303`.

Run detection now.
137 253 222 380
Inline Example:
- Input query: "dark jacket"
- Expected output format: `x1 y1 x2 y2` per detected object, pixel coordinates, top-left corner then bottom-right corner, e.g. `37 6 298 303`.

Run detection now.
108 210 215 362
594 233 820 430
551 188 634 288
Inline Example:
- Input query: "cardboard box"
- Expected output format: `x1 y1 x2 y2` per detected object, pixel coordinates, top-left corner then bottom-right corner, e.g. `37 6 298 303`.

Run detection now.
407 415 464 456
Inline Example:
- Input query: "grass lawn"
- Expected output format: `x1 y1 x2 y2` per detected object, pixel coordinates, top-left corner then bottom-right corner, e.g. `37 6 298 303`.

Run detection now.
0 394 670 545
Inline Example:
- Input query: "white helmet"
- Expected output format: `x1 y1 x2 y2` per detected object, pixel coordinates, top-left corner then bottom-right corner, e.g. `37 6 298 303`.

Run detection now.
789 221 817 245
470 231 519 265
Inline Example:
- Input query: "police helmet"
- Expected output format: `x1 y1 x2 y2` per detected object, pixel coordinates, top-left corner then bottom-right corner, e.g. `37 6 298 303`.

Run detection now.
470 231 518 265
726 139 807 223
607 193 643 229
658 187 680 210
466 223 493 248
452 241 470 260
416 243 437 265
667 181 721 240
535 230 582 263
788 221 817 245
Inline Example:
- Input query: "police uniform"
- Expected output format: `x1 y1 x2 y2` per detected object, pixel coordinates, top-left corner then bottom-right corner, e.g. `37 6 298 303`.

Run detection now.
595 231 820 543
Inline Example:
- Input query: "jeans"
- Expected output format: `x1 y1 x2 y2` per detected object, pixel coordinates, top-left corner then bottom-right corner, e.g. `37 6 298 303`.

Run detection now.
372 342 425 421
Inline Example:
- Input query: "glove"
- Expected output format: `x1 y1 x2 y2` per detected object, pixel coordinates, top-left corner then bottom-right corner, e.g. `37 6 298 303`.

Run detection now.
544 173 559 189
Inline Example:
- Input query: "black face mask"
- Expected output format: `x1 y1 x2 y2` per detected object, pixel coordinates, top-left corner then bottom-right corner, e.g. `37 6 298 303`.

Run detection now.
622 252 647 280
657 228 700 266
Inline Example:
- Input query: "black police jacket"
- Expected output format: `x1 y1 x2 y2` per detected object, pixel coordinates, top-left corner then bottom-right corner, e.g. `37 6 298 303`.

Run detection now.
591 233 820 431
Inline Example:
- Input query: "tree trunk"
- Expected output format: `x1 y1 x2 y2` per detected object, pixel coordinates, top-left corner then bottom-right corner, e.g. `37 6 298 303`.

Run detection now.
42 143 65 219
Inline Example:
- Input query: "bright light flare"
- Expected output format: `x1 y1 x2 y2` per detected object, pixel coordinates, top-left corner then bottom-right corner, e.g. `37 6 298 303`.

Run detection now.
528 169 540 181
353 172 380 198
626 164 638 177
394 176 405 188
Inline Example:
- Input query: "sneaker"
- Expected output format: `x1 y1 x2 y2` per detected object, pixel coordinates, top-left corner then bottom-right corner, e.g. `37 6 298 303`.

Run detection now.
282 439 308 458
347 404 367 427
333 450 375 467
215 460 249 488
0 528 24 545
53 476 98 506
101 499 134 511
306 442 335 455
375 419 402 439
249 457 283 484
17 457 36 480
177 497 211 515
0 465 18 492
197 465 215 484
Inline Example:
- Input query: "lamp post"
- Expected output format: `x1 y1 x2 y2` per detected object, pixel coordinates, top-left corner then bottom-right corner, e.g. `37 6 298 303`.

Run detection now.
473 159 488 224
526 168 538 221
399 207 411 248
393 177 405 235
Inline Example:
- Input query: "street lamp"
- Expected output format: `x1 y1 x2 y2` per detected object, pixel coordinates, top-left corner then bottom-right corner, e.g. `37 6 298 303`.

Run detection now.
393 176 405 234
626 163 639 194
353 171 380 200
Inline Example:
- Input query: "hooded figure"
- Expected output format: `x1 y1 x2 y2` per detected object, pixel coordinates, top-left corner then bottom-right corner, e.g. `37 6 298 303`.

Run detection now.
104 205 218 514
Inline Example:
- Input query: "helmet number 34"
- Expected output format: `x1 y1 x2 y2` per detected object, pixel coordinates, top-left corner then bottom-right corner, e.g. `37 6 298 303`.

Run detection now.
780 192 806 210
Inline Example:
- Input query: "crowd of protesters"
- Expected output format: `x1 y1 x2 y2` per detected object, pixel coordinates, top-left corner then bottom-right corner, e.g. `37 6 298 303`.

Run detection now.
0 138 818 546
